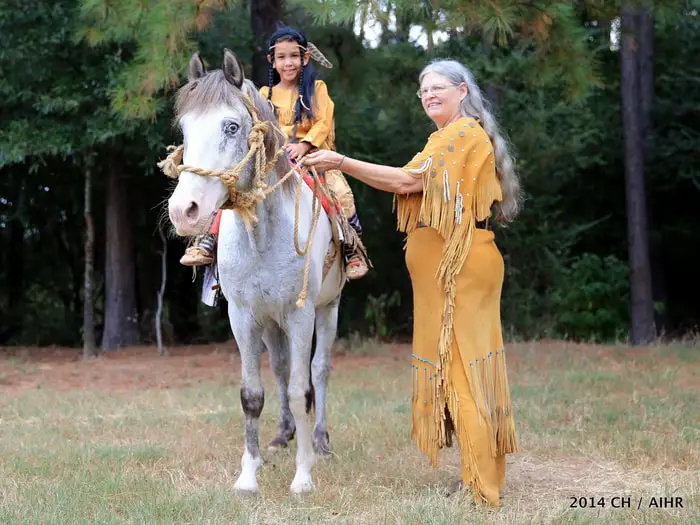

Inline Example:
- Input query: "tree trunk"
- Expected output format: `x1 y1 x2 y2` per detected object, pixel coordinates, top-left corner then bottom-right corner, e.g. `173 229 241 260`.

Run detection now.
250 0 283 87
83 162 97 359
101 149 140 350
156 224 168 356
425 25 435 53
621 3 656 345
395 5 411 43
381 2 392 46
636 3 667 332
481 30 501 108
637 7 654 138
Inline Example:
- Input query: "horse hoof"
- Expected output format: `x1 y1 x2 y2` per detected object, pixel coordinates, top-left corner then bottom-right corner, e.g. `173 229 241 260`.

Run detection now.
312 430 331 456
233 476 259 494
268 436 290 453
290 475 315 494
313 442 332 456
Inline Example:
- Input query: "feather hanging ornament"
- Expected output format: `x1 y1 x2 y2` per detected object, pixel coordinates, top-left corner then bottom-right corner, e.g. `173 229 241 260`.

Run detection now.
306 42 333 69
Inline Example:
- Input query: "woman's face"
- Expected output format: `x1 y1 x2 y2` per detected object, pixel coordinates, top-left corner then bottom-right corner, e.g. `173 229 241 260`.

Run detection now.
418 72 467 128
271 40 308 85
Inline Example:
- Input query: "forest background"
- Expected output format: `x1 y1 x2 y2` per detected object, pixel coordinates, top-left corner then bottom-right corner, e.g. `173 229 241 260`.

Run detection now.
2 0 698 355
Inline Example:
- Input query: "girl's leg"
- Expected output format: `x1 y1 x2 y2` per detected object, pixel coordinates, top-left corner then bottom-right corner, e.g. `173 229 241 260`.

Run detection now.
323 169 369 280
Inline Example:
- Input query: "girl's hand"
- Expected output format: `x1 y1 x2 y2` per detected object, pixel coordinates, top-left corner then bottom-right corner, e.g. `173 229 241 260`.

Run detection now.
303 149 344 172
285 141 312 161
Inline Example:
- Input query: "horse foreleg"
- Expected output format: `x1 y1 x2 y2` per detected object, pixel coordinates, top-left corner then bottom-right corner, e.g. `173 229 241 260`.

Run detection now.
230 308 265 493
285 305 316 494
310 298 340 455
263 326 296 452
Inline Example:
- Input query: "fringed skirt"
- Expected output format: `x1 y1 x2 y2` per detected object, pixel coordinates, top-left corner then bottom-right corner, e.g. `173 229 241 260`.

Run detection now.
405 226 518 507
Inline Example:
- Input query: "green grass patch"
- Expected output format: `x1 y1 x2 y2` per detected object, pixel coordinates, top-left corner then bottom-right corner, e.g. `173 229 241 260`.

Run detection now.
0 341 697 524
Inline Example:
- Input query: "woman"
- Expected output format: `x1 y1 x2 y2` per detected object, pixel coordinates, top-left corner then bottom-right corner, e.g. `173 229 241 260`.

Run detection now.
303 58 521 507
181 26 370 280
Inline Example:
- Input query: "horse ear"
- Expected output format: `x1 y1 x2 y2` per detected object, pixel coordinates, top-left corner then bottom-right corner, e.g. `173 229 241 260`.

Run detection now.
188 52 206 82
222 48 245 88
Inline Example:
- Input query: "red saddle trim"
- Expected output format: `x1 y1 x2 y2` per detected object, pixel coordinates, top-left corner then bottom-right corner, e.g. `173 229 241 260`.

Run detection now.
301 172 340 217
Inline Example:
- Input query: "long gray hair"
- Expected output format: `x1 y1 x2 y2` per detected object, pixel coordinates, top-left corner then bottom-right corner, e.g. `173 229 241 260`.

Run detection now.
419 59 522 223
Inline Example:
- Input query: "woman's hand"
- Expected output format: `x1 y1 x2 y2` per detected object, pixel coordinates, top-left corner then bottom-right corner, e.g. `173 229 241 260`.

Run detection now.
302 149 345 171
284 141 312 161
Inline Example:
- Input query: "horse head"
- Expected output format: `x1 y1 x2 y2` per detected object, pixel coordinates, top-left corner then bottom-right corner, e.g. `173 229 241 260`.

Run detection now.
166 49 285 236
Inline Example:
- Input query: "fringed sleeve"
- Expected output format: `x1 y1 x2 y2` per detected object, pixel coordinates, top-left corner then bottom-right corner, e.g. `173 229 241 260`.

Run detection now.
395 117 503 451
395 117 502 249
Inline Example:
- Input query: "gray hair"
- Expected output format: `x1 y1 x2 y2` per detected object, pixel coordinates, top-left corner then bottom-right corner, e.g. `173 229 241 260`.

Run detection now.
419 59 522 223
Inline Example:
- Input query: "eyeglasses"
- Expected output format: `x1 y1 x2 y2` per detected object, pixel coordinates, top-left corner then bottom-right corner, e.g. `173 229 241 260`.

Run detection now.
416 84 459 99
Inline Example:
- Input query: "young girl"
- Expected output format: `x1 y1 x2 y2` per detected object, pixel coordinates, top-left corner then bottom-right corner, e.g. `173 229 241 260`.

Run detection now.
180 26 369 280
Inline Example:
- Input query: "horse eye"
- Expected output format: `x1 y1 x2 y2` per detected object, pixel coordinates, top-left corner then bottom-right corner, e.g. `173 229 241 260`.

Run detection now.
224 121 239 135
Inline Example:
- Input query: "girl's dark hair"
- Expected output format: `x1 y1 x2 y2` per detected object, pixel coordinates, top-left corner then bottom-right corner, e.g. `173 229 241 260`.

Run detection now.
266 26 318 123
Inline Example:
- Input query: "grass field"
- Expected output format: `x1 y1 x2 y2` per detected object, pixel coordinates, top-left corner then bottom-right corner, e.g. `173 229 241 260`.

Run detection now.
0 340 698 524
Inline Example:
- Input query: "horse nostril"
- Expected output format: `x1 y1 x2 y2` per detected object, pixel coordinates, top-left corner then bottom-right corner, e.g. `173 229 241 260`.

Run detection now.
185 201 199 221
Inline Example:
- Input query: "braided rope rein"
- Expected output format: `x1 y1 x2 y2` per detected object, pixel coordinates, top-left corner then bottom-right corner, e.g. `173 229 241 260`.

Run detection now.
157 94 337 308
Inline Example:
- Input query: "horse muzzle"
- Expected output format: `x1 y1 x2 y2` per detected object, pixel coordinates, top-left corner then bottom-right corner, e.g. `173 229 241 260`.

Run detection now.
168 196 215 237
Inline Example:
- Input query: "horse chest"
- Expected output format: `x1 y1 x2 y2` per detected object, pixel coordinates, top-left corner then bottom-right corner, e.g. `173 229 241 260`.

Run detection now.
229 272 280 298
218 246 300 311
215 200 327 313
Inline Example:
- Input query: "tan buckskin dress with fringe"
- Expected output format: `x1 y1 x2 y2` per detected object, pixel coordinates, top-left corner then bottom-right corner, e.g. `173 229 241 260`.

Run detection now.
395 116 518 507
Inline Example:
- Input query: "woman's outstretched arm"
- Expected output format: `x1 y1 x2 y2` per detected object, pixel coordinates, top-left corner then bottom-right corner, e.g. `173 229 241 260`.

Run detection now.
302 150 423 195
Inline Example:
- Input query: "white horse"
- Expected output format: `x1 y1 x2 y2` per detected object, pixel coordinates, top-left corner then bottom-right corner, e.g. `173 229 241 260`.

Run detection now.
165 49 346 494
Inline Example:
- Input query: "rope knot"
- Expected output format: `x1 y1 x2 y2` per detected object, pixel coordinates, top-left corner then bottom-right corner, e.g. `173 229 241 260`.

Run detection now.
250 121 269 138
219 168 240 188
157 145 184 178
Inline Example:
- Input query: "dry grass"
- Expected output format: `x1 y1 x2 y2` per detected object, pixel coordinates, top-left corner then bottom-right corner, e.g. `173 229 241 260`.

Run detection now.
0 340 698 524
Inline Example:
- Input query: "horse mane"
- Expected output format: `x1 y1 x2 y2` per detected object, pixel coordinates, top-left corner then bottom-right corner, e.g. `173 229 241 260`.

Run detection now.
174 70 294 196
